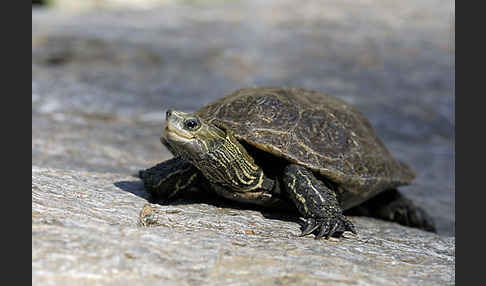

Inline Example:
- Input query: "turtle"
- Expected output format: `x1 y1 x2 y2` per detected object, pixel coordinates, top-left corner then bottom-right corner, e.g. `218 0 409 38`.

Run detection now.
139 86 436 239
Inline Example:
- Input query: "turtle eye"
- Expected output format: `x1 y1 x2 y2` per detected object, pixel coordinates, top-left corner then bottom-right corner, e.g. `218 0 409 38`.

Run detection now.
184 118 200 130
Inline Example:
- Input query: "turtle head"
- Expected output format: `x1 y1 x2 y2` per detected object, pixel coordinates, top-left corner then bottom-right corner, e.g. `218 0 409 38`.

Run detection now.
162 109 264 190
162 109 227 161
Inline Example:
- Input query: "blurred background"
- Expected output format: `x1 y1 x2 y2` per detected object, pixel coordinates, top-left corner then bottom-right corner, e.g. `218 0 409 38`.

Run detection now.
32 0 455 236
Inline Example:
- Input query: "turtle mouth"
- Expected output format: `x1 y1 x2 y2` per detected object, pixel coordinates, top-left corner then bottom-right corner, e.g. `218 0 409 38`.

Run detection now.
164 124 194 141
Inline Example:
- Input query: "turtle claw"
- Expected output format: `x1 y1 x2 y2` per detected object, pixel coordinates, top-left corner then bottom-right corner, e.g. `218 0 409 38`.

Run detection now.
300 218 319 236
345 219 357 235
327 222 340 238
315 220 330 239
301 215 357 239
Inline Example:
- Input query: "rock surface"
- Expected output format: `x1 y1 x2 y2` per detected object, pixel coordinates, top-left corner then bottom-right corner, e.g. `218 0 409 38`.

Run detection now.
32 0 455 285
33 167 454 285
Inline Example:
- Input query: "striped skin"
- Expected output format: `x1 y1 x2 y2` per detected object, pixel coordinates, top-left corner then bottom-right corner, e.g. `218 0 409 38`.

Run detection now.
198 131 264 192
139 157 200 201
282 164 356 239
187 128 283 206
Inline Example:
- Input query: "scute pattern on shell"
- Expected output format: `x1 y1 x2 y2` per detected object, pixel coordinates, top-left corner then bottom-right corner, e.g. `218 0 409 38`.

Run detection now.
196 87 415 206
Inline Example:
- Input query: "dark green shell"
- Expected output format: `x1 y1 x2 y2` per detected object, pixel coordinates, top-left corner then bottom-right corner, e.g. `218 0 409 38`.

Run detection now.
195 87 415 209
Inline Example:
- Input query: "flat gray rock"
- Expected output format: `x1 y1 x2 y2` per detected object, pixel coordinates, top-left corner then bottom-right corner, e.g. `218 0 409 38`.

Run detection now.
32 0 454 284
33 167 454 285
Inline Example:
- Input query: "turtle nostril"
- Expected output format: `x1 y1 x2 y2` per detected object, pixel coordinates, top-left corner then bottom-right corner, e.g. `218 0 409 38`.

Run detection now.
166 109 173 118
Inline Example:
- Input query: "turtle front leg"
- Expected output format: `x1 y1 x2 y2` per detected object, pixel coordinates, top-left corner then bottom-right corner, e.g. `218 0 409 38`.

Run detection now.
139 157 200 203
282 164 356 239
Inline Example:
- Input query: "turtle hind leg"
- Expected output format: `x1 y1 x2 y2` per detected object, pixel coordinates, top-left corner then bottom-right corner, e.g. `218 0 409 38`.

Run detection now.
347 189 436 233
282 164 357 239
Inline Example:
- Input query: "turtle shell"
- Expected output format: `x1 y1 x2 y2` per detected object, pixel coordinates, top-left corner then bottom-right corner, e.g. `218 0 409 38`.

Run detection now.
195 87 415 209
